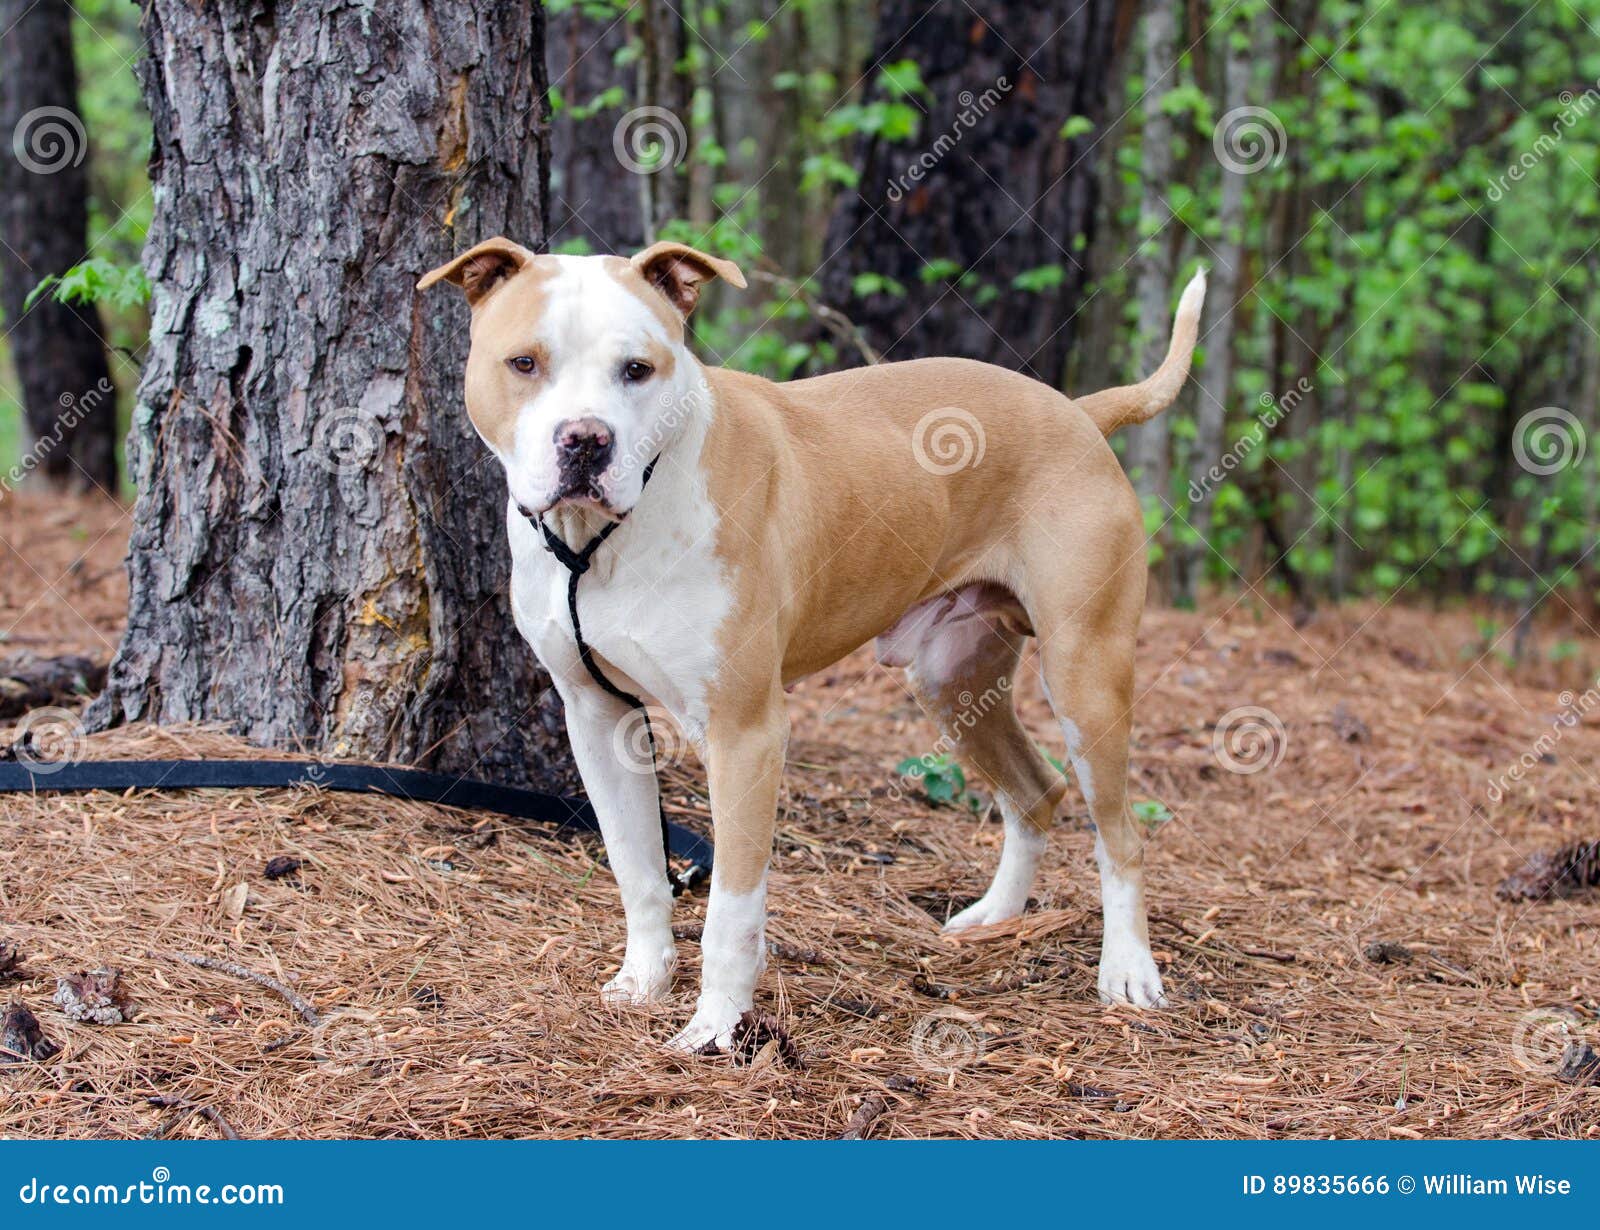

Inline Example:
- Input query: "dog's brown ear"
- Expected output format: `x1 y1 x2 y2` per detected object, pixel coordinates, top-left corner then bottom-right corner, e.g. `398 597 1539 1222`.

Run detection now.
417 238 534 305
632 241 747 317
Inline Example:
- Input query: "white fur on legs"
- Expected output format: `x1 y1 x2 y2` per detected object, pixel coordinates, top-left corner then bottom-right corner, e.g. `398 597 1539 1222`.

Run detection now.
667 873 768 1051
1094 833 1165 1007
557 683 678 1005
943 796 1046 932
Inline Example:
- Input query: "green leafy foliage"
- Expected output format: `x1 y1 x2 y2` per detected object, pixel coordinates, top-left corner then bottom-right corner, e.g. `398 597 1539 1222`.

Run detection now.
895 754 983 812
25 260 150 312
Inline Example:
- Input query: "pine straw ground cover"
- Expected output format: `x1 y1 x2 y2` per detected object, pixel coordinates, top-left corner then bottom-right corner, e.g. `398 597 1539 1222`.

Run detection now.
0 492 1598 1139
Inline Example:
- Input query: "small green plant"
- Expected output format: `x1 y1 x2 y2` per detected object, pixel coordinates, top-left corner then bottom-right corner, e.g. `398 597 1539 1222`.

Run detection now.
25 259 151 311
896 754 982 811
1132 800 1174 832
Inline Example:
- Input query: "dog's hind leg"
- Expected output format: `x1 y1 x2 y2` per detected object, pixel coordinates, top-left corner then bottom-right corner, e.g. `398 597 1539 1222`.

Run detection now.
884 590 1066 932
1035 617 1165 1008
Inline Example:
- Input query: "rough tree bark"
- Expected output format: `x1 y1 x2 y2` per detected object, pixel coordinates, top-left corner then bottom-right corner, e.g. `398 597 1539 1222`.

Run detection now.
1124 0 1179 507
636 0 692 239
547 0 647 253
89 0 574 789
818 0 1120 382
1174 4 1253 606
0 0 118 491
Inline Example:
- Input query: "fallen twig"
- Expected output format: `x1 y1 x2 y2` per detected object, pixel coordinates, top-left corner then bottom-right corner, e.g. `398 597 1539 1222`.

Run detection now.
149 951 321 1026
839 1093 888 1140
147 1093 243 1140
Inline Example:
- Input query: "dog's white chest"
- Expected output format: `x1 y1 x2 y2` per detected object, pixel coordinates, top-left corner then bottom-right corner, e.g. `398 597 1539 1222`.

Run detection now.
506 484 731 737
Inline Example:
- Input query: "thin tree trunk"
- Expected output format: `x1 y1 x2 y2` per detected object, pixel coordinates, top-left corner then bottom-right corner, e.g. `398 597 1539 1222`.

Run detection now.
637 0 692 239
1124 0 1180 507
548 0 646 253
1174 2 1252 606
0 0 117 492
818 0 1120 382
89 0 572 790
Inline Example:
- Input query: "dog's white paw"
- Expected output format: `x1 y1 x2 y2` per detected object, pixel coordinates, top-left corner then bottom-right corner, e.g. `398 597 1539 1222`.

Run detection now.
665 998 747 1053
601 950 676 1005
1097 942 1166 1008
942 893 1024 933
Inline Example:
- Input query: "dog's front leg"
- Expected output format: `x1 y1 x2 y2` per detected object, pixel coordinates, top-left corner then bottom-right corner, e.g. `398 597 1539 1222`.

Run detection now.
558 681 677 1004
668 697 787 1052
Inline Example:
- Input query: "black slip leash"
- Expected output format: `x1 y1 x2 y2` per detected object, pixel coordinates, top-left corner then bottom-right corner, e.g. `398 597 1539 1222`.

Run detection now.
533 456 703 896
0 757 714 876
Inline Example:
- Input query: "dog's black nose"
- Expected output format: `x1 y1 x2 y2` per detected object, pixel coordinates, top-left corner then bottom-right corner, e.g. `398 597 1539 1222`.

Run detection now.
553 417 615 474
515 501 538 520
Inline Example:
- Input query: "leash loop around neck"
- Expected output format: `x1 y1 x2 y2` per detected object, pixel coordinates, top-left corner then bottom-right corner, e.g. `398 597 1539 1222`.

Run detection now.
533 458 702 895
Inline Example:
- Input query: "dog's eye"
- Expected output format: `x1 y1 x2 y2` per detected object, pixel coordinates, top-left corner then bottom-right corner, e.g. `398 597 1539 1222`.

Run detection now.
507 355 538 375
621 359 654 383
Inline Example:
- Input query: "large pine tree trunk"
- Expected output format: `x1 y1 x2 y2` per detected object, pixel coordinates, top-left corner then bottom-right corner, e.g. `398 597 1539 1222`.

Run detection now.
89 0 574 790
0 0 117 491
817 0 1120 383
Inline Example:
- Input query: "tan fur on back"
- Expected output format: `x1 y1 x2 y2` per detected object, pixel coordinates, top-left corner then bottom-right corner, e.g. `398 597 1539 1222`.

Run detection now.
700 358 1138 695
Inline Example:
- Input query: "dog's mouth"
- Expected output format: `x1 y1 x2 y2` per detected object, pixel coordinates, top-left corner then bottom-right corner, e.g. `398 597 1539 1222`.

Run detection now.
542 471 624 519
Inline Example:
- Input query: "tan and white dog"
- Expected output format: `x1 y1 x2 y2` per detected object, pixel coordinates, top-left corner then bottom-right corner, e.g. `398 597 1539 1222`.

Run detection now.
420 239 1205 1050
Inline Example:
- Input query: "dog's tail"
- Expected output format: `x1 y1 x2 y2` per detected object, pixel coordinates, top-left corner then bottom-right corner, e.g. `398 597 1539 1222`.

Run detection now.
1075 268 1207 436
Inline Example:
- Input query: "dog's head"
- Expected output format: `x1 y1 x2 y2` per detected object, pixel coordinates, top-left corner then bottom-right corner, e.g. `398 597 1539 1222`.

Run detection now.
419 239 745 519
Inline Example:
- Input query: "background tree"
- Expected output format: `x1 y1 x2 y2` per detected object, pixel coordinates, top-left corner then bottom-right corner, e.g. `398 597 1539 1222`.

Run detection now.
817 0 1126 382
0 0 118 491
548 0 647 252
1124 0 1180 509
88 0 573 788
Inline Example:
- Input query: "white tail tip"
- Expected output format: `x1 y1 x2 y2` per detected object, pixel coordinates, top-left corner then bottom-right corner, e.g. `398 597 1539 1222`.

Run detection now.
1177 266 1207 320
